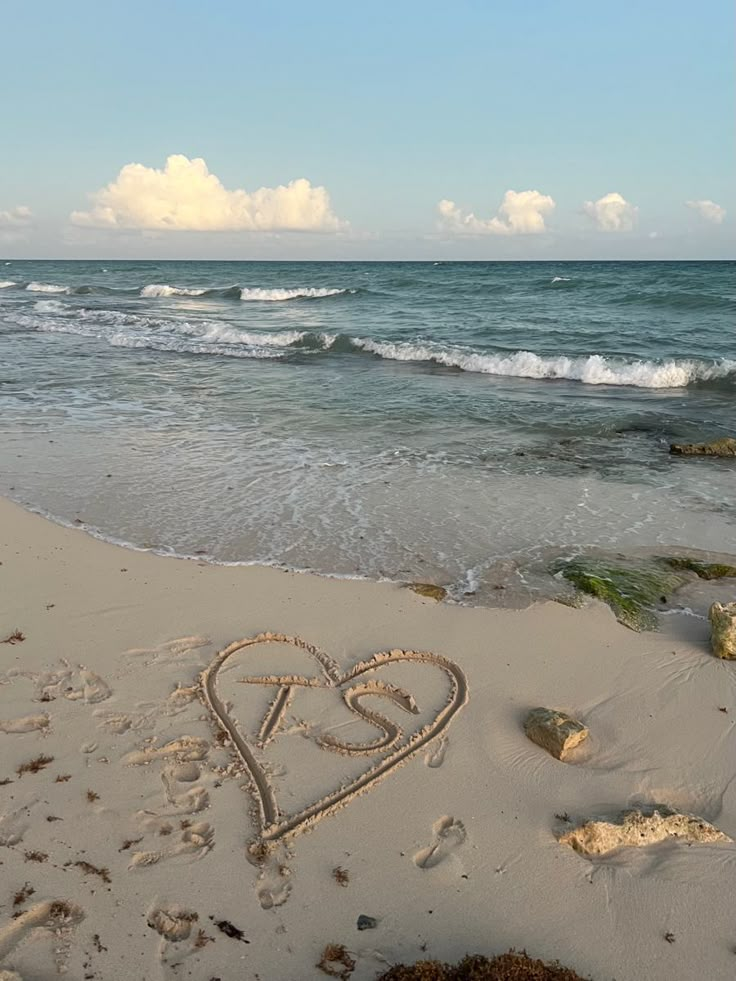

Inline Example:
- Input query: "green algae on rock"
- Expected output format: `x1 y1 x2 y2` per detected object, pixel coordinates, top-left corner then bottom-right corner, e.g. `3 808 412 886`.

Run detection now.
407 583 448 602
551 558 689 631
664 557 736 580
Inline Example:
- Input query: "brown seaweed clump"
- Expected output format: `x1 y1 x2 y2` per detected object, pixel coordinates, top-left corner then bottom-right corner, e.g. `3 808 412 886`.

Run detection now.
377 950 589 980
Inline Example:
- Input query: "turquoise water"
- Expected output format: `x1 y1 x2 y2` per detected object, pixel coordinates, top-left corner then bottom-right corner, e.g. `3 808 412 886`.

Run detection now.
1 260 734 601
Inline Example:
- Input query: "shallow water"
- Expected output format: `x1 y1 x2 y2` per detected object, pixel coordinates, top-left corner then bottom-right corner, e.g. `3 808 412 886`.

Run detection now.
1 259 734 602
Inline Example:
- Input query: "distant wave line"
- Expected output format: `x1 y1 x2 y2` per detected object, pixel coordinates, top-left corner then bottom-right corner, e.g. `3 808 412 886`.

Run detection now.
5 281 358 301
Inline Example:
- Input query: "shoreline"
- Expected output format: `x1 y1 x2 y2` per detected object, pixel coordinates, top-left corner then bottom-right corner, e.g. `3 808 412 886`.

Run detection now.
1 494 735 980
4 490 736 616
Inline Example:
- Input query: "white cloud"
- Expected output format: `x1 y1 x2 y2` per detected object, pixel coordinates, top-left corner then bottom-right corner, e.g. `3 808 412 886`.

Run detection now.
582 192 638 231
437 189 555 236
71 155 346 233
0 205 32 227
686 199 726 224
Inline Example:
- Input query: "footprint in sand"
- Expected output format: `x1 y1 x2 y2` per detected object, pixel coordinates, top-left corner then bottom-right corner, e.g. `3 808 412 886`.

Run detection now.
94 706 156 734
128 821 214 869
0 714 50 734
424 736 448 768
0 801 36 847
125 636 211 660
147 905 199 941
0 899 84 965
123 736 209 767
160 763 210 815
255 855 292 909
413 815 466 869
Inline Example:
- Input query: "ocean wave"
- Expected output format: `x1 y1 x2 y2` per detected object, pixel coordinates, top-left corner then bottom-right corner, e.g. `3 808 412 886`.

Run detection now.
26 282 69 293
345 339 736 389
139 283 351 301
108 334 285 359
20 303 736 388
4 280 355 302
551 276 572 284
140 283 209 297
238 286 348 301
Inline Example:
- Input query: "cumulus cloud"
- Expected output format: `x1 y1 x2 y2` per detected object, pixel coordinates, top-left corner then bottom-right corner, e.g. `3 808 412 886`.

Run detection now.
0 205 32 227
686 199 726 224
582 192 638 232
437 189 555 236
71 155 346 233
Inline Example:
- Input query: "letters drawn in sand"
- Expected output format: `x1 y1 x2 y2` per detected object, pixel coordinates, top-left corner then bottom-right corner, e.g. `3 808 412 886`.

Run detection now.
200 633 468 852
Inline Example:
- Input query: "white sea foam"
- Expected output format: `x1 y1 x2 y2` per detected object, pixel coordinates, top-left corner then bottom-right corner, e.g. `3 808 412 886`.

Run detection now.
26 282 68 293
108 334 285 359
169 322 309 347
350 339 736 389
140 283 208 297
0 280 15 288
34 299 66 314
239 287 346 301
551 276 571 283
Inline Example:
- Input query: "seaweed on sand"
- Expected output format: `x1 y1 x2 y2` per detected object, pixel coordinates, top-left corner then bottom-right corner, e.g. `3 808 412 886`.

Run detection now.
377 950 589 980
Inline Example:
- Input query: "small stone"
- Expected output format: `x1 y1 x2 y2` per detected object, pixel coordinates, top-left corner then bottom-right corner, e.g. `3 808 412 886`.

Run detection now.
669 437 736 458
357 915 378 931
709 601 736 659
407 583 447 602
524 707 588 761
559 806 731 856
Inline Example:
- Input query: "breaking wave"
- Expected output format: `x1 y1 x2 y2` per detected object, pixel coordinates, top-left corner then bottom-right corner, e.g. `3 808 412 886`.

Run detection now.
21 303 736 389
238 286 348 301
140 283 209 297
26 282 69 293
2 281 355 301
346 340 736 388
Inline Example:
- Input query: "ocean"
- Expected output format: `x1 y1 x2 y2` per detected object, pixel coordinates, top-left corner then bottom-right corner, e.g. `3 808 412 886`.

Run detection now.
1 259 734 604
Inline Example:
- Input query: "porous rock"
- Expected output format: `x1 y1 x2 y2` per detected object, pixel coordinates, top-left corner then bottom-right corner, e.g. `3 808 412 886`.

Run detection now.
709 601 736 659
559 806 731 856
523 708 588 761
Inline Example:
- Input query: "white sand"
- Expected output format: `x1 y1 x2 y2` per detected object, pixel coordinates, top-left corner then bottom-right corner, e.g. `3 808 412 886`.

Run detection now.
1 496 735 980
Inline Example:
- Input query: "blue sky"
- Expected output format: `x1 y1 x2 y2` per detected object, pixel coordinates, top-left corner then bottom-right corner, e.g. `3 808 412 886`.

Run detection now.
1 0 733 258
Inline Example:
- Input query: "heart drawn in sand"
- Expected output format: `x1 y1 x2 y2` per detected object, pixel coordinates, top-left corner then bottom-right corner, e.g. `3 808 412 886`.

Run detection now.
200 633 468 849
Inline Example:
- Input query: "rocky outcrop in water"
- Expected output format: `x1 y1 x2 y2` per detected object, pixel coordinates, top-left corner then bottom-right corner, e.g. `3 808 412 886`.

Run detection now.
709 601 736 659
669 437 736 457
524 708 588 761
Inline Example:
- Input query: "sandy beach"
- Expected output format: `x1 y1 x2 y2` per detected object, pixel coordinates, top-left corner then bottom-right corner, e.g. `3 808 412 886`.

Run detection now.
1 494 735 980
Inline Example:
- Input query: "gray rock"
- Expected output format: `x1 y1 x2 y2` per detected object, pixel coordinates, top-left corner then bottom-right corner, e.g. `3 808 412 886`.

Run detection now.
523 707 588 761
357 915 378 931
